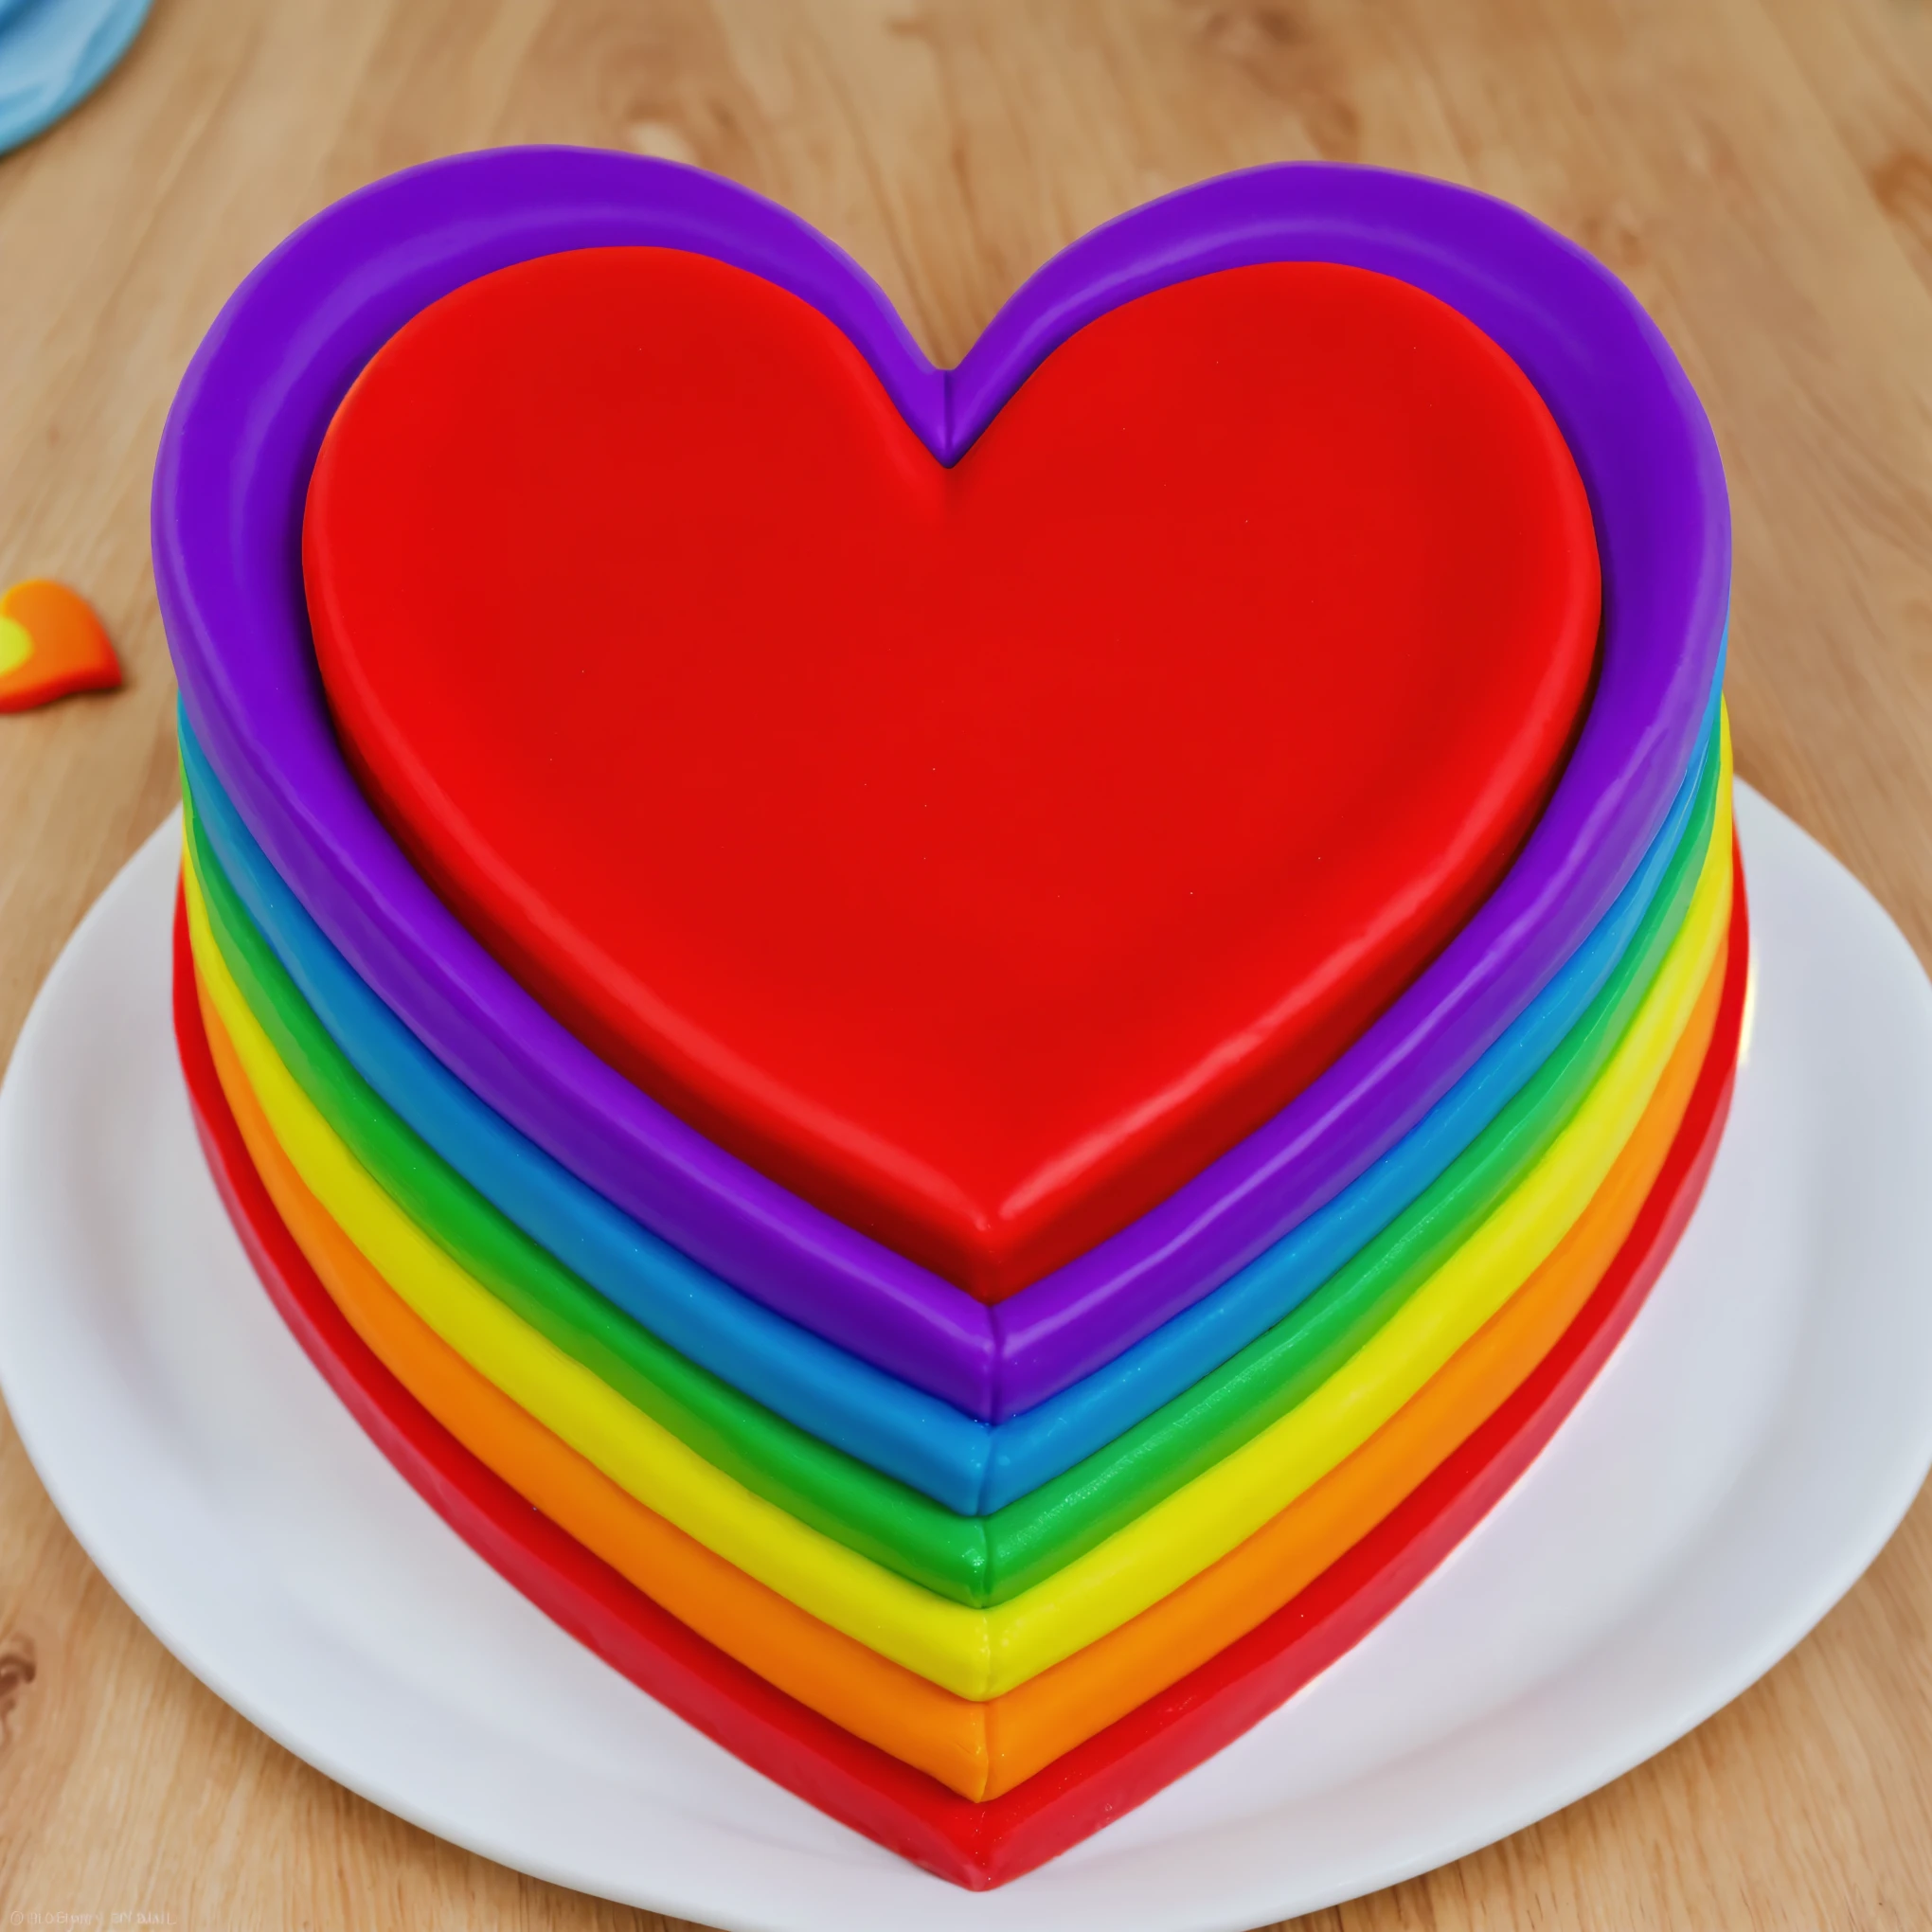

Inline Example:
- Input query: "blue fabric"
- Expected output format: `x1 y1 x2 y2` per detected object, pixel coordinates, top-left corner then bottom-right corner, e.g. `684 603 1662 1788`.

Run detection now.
0 0 152 155
182 676 1719 1512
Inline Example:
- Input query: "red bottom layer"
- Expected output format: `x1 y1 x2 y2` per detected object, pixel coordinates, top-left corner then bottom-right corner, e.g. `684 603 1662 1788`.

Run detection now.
172 852 1747 1889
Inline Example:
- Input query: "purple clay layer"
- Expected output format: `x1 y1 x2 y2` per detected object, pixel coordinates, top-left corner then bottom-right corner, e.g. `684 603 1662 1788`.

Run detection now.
153 150 1728 1422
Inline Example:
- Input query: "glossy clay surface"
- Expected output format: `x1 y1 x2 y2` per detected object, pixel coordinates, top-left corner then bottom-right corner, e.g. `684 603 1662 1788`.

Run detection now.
179 732 1723 1603
188 876 1733 1801
155 152 1729 1417
175 697 1717 1512
307 249 1599 1300
174 859 1747 1880
181 802 1732 1698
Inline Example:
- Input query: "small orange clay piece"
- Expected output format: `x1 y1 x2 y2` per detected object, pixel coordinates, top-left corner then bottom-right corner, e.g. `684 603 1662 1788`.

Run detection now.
0 580 121 712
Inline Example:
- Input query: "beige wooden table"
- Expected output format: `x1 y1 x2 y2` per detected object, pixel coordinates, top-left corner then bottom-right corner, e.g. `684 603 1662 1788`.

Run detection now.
6 1 1932 1923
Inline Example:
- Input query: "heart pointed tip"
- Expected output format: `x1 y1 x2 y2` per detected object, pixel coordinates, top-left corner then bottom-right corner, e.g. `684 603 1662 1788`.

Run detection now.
0 579 123 713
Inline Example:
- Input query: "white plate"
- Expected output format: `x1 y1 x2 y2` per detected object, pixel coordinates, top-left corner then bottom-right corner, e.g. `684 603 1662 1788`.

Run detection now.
2 785 1930 1932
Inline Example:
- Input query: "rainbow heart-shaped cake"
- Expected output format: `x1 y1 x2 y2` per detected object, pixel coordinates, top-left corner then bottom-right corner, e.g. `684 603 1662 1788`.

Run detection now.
156 151 1738 1888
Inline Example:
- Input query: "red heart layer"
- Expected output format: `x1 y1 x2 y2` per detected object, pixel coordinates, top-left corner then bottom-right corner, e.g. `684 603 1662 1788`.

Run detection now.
306 250 1600 1300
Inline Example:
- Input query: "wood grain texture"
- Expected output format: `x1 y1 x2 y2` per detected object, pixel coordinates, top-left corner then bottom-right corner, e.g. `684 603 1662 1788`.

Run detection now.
4 0 1932 1923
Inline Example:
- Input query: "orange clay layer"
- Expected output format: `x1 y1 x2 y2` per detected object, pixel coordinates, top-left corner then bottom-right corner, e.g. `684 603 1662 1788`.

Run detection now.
196 909 1726 1802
